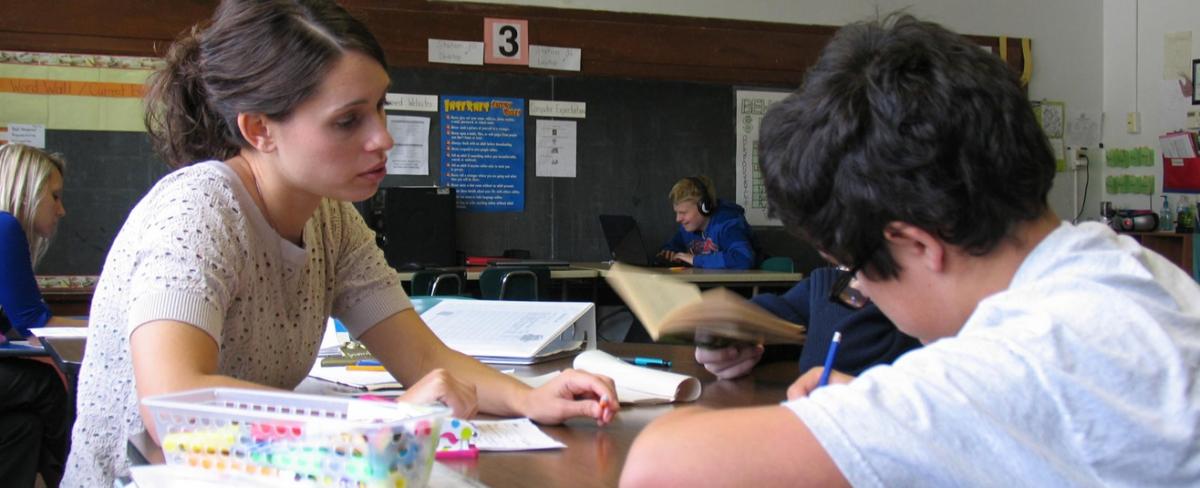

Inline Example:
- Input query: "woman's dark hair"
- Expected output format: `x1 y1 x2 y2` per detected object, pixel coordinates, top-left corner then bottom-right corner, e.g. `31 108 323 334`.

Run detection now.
758 14 1055 280
145 0 388 167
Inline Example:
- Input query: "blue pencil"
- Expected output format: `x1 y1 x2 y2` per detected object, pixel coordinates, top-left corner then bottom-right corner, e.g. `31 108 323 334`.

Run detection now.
817 331 842 388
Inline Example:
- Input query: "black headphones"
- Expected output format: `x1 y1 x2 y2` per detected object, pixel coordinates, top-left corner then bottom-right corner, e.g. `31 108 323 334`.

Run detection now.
686 176 715 216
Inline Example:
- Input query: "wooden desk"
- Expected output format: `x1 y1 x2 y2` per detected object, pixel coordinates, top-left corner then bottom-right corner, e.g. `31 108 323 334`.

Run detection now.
38 275 98 316
1123 231 1194 275
127 342 796 487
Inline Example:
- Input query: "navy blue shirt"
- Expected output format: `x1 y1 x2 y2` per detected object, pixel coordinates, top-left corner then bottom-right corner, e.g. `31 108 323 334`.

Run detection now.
0 211 52 336
753 267 921 375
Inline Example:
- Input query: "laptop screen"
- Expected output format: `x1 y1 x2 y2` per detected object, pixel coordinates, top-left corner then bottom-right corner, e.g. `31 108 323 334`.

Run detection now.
599 214 652 266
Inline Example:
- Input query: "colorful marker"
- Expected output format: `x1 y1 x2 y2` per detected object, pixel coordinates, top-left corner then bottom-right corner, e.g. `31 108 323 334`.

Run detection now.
620 356 672 368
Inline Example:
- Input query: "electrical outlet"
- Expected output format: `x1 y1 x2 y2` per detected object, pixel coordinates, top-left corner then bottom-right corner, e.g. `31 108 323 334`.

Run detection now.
1127 112 1141 134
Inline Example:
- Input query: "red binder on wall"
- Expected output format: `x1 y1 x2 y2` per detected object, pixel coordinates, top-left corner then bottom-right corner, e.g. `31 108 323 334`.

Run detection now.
1161 131 1200 193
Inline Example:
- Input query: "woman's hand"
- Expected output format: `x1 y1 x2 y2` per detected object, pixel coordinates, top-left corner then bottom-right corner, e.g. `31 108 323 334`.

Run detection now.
786 367 855 400
398 368 479 419
520 369 619 426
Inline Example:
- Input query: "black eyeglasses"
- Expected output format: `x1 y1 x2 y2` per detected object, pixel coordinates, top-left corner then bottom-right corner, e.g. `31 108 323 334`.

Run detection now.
829 264 870 309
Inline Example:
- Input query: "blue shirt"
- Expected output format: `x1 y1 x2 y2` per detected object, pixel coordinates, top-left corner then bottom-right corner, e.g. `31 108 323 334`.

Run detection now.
0 211 51 335
753 267 920 375
662 199 757 269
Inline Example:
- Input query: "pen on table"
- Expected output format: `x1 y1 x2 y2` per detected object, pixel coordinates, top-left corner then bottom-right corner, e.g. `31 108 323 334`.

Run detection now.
620 356 672 368
816 331 842 388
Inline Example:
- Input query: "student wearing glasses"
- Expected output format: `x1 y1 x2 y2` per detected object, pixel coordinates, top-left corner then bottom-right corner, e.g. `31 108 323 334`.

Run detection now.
623 14 1200 486
694 266 919 380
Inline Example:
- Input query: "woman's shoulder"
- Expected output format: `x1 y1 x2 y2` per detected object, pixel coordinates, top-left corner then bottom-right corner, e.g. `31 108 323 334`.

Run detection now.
0 210 19 231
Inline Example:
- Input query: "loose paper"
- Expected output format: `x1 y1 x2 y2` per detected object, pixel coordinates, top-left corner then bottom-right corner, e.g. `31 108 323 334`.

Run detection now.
472 418 565 451
386 115 430 175
535 119 577 178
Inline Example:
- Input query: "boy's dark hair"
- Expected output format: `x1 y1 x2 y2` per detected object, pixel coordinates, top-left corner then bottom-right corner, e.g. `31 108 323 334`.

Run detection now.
144 0 388 167
758 14 1055 280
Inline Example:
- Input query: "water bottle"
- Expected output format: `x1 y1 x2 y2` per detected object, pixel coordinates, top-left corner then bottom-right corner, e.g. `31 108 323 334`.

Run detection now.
1161 195 1174 231
1178 197 1195 233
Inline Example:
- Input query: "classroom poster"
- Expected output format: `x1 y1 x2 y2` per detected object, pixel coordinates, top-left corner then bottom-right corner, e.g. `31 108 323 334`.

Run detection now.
440 96 525 212
734 89 789 226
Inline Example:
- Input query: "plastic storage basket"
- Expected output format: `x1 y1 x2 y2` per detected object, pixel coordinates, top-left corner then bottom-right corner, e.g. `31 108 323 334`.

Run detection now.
142 388 449 487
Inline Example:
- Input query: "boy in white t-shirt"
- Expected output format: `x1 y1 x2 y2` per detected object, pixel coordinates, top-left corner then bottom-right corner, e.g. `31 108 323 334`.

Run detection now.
621 14 1200 487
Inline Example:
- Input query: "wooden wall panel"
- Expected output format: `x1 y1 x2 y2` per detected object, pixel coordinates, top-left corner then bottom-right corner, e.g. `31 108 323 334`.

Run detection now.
0 0 1021 86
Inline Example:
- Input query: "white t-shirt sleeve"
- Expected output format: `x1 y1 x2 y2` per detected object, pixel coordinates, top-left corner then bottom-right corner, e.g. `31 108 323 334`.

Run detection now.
124 172 243 342
784 326 1093 487
325 200 411 338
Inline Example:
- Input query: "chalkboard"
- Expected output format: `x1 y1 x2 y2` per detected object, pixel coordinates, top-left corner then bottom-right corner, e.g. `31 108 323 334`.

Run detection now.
37 66 819 275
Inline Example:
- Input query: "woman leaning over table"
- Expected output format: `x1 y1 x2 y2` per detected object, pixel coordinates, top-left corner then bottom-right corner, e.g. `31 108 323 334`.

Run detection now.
0 143 76 487
63 1 617 486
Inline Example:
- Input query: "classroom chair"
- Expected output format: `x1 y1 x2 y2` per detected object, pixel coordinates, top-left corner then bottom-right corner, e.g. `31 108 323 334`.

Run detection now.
410 269 466 296
760 256 795 273
479 266 550 300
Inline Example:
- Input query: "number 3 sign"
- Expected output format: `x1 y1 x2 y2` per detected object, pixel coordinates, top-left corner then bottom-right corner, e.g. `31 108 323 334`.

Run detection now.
484 18 529 65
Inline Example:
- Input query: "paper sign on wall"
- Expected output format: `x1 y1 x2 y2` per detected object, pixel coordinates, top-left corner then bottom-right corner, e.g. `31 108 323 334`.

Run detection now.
386 115 430 175
385 93 438 112
0 124 45 147
536 120 577 178
428 39 484 66
529 100 586 119
529 45 581 72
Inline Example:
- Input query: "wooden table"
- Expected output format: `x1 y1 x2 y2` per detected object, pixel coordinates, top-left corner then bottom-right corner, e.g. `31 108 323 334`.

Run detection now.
125 342 797 487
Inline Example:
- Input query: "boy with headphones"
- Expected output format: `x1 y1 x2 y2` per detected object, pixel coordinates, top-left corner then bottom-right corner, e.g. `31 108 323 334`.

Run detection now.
658 175 757 269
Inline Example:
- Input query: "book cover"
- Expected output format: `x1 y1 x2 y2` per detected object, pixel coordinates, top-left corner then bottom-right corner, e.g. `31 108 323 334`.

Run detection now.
605 263 806 346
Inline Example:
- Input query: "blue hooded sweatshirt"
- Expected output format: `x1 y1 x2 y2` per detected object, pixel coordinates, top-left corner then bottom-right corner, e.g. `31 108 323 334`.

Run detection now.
661 199 756 269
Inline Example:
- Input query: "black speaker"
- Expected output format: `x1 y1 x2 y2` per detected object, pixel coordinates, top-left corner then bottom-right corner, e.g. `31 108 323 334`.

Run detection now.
361 187 458 269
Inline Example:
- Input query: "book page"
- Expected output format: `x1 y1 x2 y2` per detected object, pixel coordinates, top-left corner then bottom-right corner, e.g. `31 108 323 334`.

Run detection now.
605 263 702 337
661 288 806 345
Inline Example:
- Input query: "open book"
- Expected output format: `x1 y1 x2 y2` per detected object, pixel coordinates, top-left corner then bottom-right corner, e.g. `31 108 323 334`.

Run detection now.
605 263 806 346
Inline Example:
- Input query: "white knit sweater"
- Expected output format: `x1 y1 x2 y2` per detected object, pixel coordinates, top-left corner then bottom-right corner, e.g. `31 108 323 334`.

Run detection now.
62 161 410 487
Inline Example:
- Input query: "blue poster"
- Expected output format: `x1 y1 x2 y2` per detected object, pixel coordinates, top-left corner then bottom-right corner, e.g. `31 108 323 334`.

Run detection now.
440 96 525 212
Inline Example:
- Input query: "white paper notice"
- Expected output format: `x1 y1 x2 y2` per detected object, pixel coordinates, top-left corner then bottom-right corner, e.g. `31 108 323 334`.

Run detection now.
428 39 484 66
734 90 789 226
2 124 46 148
1065 110 1102 149
472 418 566 451
385 93 438 112
386 115 430 175
529 45 581 71
529 100 586 119
535 120 577 178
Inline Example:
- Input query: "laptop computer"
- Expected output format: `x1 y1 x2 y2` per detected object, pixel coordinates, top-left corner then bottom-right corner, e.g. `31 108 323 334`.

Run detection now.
598 214 669 267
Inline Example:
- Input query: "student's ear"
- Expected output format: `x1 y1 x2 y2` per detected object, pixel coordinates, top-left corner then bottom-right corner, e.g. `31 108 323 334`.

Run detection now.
882 222 946 273
235 113 277 153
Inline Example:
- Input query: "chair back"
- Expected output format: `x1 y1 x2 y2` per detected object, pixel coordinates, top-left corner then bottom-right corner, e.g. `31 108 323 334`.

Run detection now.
479 266 550 300
410 269 466 296
760 256 795 273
